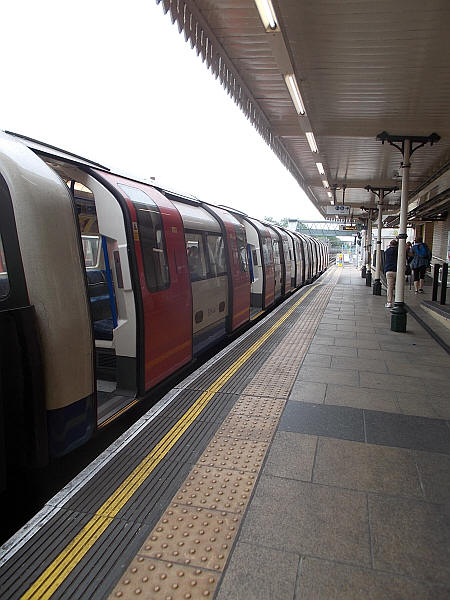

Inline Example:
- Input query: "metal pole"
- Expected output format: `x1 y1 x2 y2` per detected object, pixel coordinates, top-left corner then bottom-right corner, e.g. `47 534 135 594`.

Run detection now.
366 217 373 286
432 263 440 301
440 263 448 305
373 200 383 295
361 229 366 278
391 139 410 332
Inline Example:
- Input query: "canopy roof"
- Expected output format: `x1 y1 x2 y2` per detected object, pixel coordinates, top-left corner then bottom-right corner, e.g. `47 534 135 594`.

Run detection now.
158 0 450 221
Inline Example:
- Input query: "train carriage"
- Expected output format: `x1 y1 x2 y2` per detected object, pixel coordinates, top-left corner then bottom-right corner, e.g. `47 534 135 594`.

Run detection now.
0 131 328 491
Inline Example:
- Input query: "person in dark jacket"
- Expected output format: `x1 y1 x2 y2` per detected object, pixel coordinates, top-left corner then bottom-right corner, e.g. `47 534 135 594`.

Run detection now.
384 239 398 308
410 236 431 294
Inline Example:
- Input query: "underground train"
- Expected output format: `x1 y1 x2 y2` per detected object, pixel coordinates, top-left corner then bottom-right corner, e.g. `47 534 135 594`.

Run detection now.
0 131 328 489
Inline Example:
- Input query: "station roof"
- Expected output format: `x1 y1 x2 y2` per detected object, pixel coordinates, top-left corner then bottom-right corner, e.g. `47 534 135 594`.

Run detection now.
160 0 450 221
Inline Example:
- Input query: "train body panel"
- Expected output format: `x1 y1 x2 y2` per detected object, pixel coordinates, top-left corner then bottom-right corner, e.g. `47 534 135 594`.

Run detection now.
0 131 328 487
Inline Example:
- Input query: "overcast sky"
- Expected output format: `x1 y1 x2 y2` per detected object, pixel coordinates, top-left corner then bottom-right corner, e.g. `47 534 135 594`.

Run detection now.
0 0 322 221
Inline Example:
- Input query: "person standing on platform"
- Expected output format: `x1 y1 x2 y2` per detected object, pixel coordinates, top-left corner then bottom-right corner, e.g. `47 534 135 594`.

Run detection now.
410 236 432 294
384 239 398 308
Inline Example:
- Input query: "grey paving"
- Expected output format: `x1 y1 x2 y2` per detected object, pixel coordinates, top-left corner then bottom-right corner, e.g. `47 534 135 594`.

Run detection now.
313 438 423 498
289 381 326 404
369 494 450 584
297 557 450 600
296 365 360 386
308 343 358 357
325 384 399 413
364 410 450 454
280 402 365 442
216 542 299 600
302 353 332 368
331 355 388 373
239 476 371 565
414 450 450 505
263 432 317 481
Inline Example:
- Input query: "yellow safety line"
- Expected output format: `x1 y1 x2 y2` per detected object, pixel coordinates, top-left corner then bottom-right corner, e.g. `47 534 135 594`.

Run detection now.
21 284 317 600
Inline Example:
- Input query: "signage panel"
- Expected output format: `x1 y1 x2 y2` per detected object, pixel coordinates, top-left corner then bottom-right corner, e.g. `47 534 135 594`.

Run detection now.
340 225 357 231
326 205 350 215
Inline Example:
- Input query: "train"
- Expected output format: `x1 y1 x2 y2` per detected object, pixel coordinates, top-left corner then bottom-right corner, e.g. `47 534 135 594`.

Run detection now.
0 130 328 490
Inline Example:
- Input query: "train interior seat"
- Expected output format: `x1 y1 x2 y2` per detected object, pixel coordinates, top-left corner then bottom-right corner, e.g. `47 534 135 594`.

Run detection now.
86 269 114 341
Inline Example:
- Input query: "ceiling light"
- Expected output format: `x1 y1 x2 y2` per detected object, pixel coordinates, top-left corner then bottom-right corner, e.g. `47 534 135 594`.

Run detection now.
327 191 332 198
305 131 318 153
322 180 329 188
284 74 305 115
254 0 278 30
316 162 325 175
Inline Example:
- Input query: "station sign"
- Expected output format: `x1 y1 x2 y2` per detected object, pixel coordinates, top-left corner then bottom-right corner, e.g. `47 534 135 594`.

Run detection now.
340 225 357 231
326 205 350 215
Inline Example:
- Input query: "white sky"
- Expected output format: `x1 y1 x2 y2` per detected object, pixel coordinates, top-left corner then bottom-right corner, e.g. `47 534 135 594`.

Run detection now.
0 0 322 221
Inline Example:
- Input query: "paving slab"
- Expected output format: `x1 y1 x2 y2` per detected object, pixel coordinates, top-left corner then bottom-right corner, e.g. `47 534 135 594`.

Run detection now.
313 438 423 498
263 432 317 481
216 542 299 600
289 381 326 404
369 494 450 584
364 410 450 454
333 337 381 349
360 371 448 395
296 366 359 387
302 353 332 368
331 355 388 374
308 343 358 357
297 556 450 600
325 384 399 413
239 476 371 565
280 402 365 442
414 450 450 505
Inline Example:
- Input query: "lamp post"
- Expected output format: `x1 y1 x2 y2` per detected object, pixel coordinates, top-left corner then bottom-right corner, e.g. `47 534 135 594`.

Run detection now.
376 132 440 332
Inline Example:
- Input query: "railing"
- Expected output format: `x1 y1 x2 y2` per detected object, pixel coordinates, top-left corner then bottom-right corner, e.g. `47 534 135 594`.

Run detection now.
431 259 449 305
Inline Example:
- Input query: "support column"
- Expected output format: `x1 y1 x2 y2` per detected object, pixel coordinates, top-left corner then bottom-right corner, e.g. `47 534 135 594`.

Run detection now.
391 139 410 331
361 229 366 278
366 217 373 286
373 202 383 294
376 131 440 332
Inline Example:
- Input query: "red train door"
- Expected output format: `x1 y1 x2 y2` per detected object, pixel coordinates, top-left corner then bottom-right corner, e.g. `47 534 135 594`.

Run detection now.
98 173 192 390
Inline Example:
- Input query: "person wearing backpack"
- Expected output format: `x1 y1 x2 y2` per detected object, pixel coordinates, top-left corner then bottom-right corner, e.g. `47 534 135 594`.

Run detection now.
384 239 398 308
410 236 432 294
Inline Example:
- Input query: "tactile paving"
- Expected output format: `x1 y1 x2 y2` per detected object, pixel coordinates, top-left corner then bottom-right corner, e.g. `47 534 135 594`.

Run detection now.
111 557 218 599
198 437 269 473
174 465 256 514
137 504 239 571
231 395 285 419
217 413 278 442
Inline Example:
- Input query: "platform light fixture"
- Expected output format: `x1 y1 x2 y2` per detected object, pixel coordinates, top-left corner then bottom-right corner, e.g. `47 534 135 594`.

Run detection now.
305 131 318 153
284 74 305 115
254 0 278 31
327 191 332 198
322 180 329 188
316 162 325 175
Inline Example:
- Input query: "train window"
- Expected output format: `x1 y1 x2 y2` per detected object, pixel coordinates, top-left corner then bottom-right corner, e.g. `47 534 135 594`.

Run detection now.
206 234 226 277
234 226 248 272
272 239 281 264
185 232 207 282
82 235 101 268
0 234 9 299
119 184 170 292
261 236 271 264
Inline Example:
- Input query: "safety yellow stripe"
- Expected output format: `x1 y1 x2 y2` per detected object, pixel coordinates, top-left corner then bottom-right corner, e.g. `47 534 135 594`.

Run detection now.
21 284 317 600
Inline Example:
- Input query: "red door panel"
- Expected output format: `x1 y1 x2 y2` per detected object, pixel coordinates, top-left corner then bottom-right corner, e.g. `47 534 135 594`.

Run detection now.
100 173 192 390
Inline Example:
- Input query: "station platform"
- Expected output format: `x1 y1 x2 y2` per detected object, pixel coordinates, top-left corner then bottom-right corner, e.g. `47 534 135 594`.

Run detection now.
1 265 449 599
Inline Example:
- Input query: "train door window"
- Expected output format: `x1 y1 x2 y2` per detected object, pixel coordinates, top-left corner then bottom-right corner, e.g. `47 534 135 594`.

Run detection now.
234 225 248 272
0 234 9 299
185 232 207 281
82 235 101 268
121 184 170 292
252 249 258 266
272 239 281 264
262 236 271 264
206 234 226 277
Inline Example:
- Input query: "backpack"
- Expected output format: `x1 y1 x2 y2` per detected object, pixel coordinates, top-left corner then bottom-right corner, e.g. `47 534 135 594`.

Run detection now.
416 243 429 258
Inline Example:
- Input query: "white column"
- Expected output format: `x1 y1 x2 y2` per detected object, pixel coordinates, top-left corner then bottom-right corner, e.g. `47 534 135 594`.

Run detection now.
375 203 383 280
394 140 410 305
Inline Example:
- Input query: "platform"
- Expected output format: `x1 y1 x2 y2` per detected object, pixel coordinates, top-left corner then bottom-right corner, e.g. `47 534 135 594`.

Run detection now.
1 265 449 599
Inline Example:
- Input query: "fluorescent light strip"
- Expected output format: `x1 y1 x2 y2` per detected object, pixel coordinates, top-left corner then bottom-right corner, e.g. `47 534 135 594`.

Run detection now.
305 131 318 153
284 74 305 115
322 180 329 188
316 162 325 175
254 0 278 30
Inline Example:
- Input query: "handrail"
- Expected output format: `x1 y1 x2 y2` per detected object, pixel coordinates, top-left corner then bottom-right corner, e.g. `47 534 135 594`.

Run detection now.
431 254 448 263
